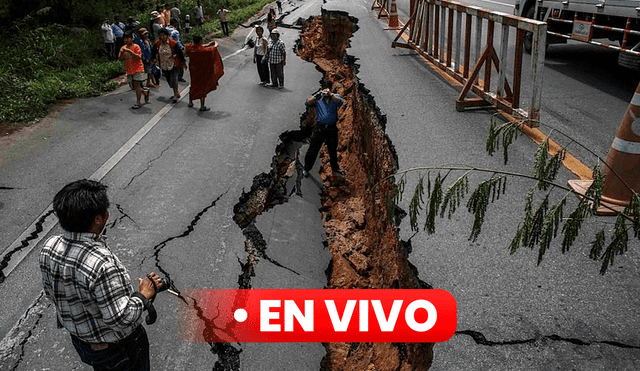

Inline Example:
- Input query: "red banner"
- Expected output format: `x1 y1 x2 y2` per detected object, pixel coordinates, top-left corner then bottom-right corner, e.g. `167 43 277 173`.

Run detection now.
178 289 456 342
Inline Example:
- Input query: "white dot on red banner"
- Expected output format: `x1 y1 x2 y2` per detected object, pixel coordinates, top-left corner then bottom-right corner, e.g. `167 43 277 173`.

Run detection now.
234 308 248 322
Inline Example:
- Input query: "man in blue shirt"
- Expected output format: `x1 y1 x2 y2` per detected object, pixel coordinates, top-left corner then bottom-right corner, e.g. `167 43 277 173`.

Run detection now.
111 17 125 56
303 87 345 179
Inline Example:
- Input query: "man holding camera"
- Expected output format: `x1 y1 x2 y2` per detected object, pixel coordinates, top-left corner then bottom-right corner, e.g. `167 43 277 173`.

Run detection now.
303 88 345 179
40 179 162 370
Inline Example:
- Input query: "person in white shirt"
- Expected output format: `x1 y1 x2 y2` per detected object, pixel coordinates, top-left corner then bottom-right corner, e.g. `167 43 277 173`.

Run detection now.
195 1 204 27
170 2 181 31
101 19 115 60
253 25 270 86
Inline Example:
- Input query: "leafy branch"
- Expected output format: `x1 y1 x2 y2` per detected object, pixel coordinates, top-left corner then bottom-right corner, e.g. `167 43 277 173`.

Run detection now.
381 117 640 274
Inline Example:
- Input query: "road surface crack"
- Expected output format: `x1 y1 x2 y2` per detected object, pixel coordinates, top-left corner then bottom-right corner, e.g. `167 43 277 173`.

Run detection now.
107 203 140 229
0 292 48 371
124 126 189 190
456 330 640 349
139 190 227 284
0 209 55 284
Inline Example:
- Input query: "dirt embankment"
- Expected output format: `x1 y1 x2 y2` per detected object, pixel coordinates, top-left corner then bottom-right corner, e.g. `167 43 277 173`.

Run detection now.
296 10 433 371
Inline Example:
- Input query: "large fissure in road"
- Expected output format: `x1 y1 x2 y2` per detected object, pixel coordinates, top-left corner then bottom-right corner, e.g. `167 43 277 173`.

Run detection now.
296 9 433 370
231 9 434 370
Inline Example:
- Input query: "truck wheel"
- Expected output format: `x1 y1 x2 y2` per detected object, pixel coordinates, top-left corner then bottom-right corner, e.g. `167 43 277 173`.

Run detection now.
618 44 640 71
523 7 535 54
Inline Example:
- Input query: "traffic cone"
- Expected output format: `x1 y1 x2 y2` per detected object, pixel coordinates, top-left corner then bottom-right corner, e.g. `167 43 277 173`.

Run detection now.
568 81 640 215
388 0 399 28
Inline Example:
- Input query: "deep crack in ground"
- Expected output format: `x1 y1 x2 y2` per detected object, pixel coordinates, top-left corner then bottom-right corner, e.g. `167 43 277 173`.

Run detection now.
456 330 640 349
296 9 434 370
0 209 55 284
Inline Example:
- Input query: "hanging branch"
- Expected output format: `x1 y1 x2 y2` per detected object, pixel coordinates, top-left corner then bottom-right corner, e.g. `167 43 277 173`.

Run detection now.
441 171 471 219
466 175 506 242
408 174 425 232
373 116 640 274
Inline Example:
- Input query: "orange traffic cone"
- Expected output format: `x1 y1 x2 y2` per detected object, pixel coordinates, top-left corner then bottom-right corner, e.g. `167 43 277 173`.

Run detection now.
388 0 399 28
568 81 640 215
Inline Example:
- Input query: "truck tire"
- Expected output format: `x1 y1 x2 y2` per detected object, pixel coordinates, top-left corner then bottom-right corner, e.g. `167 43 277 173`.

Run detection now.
618 45 640 71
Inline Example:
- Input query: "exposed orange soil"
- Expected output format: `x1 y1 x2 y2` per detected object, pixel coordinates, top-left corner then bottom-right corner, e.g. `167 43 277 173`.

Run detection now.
297 12 433 371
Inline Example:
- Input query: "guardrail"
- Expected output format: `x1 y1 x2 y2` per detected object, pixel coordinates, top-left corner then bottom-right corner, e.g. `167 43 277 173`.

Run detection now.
377 0 547 126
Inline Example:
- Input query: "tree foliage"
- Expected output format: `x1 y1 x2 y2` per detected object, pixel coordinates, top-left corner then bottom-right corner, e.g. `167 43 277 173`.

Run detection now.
387 116 640 275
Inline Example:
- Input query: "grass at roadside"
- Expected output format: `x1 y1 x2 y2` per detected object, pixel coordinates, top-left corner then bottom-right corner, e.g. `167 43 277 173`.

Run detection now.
1 0 274 126
182 0 273 42
0 24 123 125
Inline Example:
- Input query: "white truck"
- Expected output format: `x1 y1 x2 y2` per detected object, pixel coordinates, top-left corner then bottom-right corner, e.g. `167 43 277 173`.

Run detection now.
513 0 640 69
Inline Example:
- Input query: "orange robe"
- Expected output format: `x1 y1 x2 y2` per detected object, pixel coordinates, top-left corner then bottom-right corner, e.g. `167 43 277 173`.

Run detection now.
186 43 225 100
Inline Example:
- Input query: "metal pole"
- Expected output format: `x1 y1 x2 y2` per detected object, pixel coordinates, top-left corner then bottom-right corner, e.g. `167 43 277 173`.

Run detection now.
529 23 546 126
497 23 509 97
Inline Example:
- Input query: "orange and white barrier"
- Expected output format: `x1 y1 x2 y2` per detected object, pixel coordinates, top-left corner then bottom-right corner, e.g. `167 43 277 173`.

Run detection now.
568 81 640 215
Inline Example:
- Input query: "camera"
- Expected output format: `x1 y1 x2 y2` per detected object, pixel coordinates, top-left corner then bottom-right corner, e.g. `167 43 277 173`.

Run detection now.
315 90 327 100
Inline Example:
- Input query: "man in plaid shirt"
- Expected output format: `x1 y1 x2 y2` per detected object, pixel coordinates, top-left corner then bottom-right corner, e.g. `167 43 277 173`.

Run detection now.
40 179 162 370
266 28 286 89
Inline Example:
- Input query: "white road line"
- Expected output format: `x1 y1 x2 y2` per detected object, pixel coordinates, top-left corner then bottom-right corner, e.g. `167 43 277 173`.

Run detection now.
0 47 247 283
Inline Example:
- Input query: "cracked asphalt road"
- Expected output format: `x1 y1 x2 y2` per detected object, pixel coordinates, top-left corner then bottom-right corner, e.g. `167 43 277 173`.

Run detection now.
1 0 640 369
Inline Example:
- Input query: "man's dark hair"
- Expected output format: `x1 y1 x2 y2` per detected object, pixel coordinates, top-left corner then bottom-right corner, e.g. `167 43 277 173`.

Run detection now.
159 28 170 35
53 180 109 233
123 31 133 39
193 35 203 44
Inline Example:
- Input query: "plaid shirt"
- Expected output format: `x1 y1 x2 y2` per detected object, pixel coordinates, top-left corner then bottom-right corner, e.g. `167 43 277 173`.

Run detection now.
267 39 286 64
40 231 144 344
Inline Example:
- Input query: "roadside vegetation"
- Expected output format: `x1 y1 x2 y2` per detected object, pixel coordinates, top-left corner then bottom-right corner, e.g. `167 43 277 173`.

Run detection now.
0 0 273 125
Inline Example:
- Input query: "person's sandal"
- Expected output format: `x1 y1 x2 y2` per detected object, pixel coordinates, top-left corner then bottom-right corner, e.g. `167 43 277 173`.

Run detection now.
144 90 150 104
199 106 210 112
132 103 142 109
188 102 194 107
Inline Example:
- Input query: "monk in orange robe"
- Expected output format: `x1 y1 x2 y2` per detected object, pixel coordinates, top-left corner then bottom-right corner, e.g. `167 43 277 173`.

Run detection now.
185 36 224 111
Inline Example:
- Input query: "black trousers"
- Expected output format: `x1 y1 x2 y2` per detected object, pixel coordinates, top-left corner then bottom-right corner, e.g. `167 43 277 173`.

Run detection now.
304 124 340 173
257 59 270 84
71 325 150 371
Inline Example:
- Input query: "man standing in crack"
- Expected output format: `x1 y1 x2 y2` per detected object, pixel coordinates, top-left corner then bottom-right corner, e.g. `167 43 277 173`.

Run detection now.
40 179 162 371
302 85 345 179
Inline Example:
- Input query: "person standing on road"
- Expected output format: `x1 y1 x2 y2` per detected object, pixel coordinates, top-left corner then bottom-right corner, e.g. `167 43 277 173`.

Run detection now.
253 25 270 86
266 28 286 89
151 11 164 40
119 31 149 109
303 87 345 179
167 19 186 82
101 19 115 60
162 3 172 27
136 28 157 88
266 8 276 33
170 2 181 32
151 28 187 103
217 7 230 36
40 179 163 371
111 17 125 56
195 1 204 28
185 35 224 111
276 0 282 14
